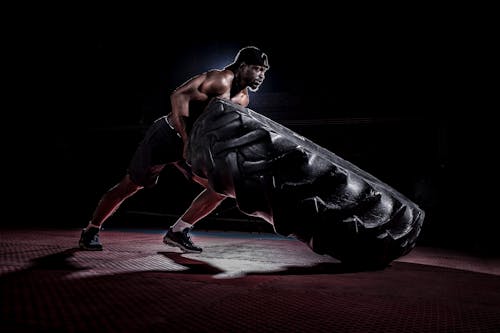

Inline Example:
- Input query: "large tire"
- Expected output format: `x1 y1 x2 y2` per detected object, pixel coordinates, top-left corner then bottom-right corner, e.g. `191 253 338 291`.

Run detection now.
188 98 425 267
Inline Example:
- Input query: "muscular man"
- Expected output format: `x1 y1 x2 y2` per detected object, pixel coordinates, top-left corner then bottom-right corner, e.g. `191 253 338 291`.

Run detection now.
79 46 270 253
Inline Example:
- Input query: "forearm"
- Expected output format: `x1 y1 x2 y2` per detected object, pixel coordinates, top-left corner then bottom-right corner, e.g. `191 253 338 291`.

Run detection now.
170 93 190 144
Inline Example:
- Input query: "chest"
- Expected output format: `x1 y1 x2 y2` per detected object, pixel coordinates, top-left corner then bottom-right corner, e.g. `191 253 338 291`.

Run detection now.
229 90 249 107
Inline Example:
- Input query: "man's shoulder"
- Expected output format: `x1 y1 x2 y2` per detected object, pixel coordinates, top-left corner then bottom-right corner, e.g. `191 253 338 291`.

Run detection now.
206 68 234 79
204 69 234 91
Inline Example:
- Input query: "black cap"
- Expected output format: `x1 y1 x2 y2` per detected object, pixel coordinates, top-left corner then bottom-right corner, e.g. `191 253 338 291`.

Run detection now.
232 46 270 68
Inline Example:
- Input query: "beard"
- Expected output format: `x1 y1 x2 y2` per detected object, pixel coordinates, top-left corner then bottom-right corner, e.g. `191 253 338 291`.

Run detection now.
248 81 262 92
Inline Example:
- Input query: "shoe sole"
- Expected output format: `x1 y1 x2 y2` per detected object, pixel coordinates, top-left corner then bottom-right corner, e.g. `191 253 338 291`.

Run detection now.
163 238 202 253
79 242 103 251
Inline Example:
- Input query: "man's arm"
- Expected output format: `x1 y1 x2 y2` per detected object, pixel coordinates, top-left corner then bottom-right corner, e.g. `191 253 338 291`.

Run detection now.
170 74 207 148
170 70 233 158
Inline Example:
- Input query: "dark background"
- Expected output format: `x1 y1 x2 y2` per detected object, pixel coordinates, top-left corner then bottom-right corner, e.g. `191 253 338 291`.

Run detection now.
7 14 494 255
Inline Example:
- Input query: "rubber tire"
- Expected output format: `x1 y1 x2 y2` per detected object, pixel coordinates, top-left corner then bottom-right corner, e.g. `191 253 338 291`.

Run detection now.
188 98 425 267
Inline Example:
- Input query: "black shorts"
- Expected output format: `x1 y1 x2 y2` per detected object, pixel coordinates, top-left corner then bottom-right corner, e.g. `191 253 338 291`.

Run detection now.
128 115 183 187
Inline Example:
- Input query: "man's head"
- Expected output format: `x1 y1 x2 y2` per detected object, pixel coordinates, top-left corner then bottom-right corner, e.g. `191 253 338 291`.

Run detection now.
232 46 270 69
227 46 270 92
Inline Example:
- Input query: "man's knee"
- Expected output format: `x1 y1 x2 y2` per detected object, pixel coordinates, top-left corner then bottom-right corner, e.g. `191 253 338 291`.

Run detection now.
207 189 226 202
192 173 209 188
114 175 143 196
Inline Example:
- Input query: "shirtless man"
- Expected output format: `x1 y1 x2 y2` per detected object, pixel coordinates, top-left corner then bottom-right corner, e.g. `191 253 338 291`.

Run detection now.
79 46 270 253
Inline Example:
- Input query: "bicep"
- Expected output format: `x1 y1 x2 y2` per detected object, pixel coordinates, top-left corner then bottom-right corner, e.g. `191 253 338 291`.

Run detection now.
171 74 209 102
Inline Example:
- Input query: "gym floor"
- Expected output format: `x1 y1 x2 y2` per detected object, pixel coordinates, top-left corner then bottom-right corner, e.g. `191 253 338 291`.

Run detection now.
1 228 499 332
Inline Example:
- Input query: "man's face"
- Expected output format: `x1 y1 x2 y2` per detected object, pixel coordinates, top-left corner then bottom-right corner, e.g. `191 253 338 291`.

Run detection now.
241 64 268 92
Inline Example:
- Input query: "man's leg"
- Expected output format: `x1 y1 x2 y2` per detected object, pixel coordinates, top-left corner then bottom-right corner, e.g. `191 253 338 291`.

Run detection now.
79 174 143 250
163 188 226 253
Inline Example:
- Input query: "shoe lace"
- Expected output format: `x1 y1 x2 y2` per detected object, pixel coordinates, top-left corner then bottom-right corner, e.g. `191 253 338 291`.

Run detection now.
90 232 100 243
182 229 194 244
